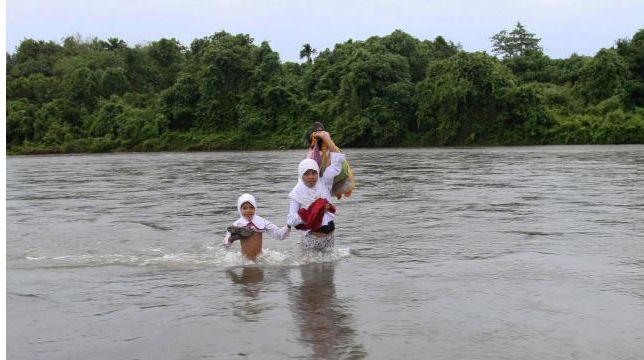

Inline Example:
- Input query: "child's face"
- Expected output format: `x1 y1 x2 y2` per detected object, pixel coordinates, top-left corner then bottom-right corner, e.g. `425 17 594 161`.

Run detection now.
302 169 318 188
240 202 255 219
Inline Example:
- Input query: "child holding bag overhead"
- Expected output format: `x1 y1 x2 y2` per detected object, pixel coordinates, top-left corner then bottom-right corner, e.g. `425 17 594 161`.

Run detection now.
287 131 346 252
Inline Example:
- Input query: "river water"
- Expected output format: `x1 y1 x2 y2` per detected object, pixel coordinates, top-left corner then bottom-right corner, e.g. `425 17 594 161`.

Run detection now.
6 146 644 360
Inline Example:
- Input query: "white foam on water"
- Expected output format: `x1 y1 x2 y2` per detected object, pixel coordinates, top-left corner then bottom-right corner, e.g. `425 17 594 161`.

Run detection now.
19 246 354 268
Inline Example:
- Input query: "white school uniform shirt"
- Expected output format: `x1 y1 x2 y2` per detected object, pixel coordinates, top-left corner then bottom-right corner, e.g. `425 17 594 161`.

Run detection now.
287 152 346 231
222 214 290 248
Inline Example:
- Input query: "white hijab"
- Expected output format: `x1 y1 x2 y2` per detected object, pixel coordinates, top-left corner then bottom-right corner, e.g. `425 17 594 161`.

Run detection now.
288 159 330 208
234 193 267 230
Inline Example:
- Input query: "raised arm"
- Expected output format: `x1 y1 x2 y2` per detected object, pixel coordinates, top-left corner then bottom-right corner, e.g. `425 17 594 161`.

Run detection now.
316 132 345 185
316 131 340 153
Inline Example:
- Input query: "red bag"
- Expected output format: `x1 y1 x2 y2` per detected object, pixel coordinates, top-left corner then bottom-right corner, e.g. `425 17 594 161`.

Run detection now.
295 198 336 231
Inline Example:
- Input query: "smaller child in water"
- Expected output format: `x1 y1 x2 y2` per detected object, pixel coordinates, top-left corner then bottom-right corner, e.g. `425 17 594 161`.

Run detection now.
223 193 290 260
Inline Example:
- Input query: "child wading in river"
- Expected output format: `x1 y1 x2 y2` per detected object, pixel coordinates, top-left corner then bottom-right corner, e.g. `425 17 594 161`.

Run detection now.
287 131 349 252
223 193 290 260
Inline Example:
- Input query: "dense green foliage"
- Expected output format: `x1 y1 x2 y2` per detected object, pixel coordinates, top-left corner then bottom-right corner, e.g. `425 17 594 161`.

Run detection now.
6 28 644 154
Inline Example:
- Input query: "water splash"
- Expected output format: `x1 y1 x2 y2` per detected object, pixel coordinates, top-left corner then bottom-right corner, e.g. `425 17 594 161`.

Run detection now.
16 246 353 269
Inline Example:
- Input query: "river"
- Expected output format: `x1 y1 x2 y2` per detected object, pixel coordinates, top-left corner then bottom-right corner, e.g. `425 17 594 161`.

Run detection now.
6 146 644 359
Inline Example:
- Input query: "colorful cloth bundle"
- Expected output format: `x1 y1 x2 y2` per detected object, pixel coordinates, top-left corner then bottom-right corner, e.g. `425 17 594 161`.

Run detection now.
307 132 355 199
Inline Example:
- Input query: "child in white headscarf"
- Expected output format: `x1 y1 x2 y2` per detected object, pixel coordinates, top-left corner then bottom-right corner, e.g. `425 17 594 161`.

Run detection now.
288 131 346 252
223 193 291 260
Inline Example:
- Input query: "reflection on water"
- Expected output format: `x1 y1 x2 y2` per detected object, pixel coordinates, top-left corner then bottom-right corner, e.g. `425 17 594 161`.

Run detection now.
290 262 366 360
227 267 267 321
227 267 265 298
6 146 644 360
226 262 367 359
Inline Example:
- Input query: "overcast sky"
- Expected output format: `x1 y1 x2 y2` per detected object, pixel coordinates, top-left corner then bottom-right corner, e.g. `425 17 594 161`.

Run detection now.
6 0 644 62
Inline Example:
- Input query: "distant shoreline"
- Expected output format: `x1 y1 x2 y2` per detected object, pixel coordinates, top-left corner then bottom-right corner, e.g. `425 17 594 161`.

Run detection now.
8 143 644 157
7 29 644 155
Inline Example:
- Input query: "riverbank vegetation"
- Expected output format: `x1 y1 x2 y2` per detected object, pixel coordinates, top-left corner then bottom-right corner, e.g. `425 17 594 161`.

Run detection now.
6 24 644 154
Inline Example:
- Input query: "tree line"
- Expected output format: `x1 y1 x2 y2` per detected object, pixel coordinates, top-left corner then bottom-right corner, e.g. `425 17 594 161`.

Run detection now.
6 23 644 154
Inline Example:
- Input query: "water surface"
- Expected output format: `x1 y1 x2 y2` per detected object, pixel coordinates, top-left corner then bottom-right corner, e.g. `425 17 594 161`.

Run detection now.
7 146 644 359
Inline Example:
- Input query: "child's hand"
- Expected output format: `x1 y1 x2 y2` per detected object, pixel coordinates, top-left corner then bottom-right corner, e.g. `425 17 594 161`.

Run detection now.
316 131 340 152
316 131 331 142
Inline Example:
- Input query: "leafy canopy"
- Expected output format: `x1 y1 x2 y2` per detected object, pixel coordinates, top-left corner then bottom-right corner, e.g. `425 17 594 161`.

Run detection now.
491 22 542 58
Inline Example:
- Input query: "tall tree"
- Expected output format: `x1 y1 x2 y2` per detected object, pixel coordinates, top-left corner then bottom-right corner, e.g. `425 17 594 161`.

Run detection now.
576 48 629 104
299 43 317 63
615 28 644 106
416 52 522 144
104 37 127 51
491 22 542 58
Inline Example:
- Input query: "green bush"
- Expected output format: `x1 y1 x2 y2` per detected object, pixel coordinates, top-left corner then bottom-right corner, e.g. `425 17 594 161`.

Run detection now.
6 29 644 154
